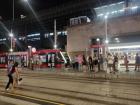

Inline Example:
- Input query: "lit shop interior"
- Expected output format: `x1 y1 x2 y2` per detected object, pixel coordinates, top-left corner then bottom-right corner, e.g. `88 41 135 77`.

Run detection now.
90 34 140 65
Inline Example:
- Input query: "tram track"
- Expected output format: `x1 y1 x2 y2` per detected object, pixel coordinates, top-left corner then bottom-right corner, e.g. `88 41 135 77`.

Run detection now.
20 73 140 87
0 91 66 105
0 84 134 105
1 70 140 83
1 72 140 92
1 83 140 103
0 79 140 104
1 72 140 93
0 71 140 105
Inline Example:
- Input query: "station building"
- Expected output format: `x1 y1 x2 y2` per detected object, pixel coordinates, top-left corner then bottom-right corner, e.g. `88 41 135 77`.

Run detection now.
67 1 140 63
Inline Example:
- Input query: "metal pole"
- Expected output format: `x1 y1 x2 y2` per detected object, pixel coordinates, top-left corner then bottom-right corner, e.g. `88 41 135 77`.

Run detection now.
98 41 100 72
105 17 108 56
54 19 57 49
13 0 15 22
105 18 108 41
10 0 14 52
11 36 13 51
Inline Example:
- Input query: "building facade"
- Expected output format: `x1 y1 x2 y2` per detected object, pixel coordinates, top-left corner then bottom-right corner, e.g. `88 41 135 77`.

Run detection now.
67 1 140 59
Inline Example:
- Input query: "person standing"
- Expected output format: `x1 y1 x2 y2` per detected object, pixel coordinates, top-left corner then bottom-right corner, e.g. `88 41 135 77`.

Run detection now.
82 55 87 72
75 55 79 71
99 54 104 71
5 62 20 91
113 54 119 72
124 53 129 72
107 53 113 73
88 56 93 72
135 53 140 71
78 55 83 71
49 56 53 68
94 55 99 72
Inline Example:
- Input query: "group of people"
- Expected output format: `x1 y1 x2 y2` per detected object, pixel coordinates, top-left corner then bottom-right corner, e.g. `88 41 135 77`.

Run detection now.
5 60 21 91
107 52 140 72
70 52 140 73
71 55 87 72
71 54 103 72
3 53 140 92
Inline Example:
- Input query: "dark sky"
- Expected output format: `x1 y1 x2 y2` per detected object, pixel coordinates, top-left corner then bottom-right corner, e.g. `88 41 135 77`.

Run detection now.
0 0 72 21
0 0 124 21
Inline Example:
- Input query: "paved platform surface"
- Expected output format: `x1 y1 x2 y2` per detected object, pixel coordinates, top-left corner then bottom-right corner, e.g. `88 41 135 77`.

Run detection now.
21 67 140 80
0 68 140 105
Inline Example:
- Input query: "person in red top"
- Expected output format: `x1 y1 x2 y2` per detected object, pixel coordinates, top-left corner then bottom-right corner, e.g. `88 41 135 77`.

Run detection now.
5 62 20 91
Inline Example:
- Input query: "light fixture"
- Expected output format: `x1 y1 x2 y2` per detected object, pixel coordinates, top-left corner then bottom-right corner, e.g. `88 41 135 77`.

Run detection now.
105 39 109 44
97 14 104 17
104 15 108 19
28 45 31 48
115 38 119 40
109 45 140 49
54 44 57 49
131 6 138 10
9 33 14 37
96 38 100 42
9 48 13 52
119 9 125 12
23 0 28 2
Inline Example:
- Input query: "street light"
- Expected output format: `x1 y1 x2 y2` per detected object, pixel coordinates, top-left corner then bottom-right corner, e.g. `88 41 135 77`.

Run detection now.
9 0 28 52
28 46 32 68
96 38 100 42
105 39 109 44
9 0 15 52
54 44 57 49
54 19 57 49
104 15 109 57
9 32 14 52
28 46 32 57
104 15 108 43
96 38 100 71
9 33 14 37
9 48 13 52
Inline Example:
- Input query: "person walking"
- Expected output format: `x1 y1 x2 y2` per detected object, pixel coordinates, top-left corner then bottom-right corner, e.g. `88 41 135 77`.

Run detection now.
5 62 20 91
5 60 14 90
7 60 14 74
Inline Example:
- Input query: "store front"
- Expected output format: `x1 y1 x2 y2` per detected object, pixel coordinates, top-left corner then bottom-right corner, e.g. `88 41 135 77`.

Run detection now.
108 42 140 65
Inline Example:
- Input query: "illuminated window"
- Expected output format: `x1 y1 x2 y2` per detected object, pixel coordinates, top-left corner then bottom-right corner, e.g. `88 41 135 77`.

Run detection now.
27 33 40 37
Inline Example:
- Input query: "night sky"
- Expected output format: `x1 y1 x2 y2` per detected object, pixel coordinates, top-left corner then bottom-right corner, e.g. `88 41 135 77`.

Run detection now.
0 0 124 21
0 0 72 21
